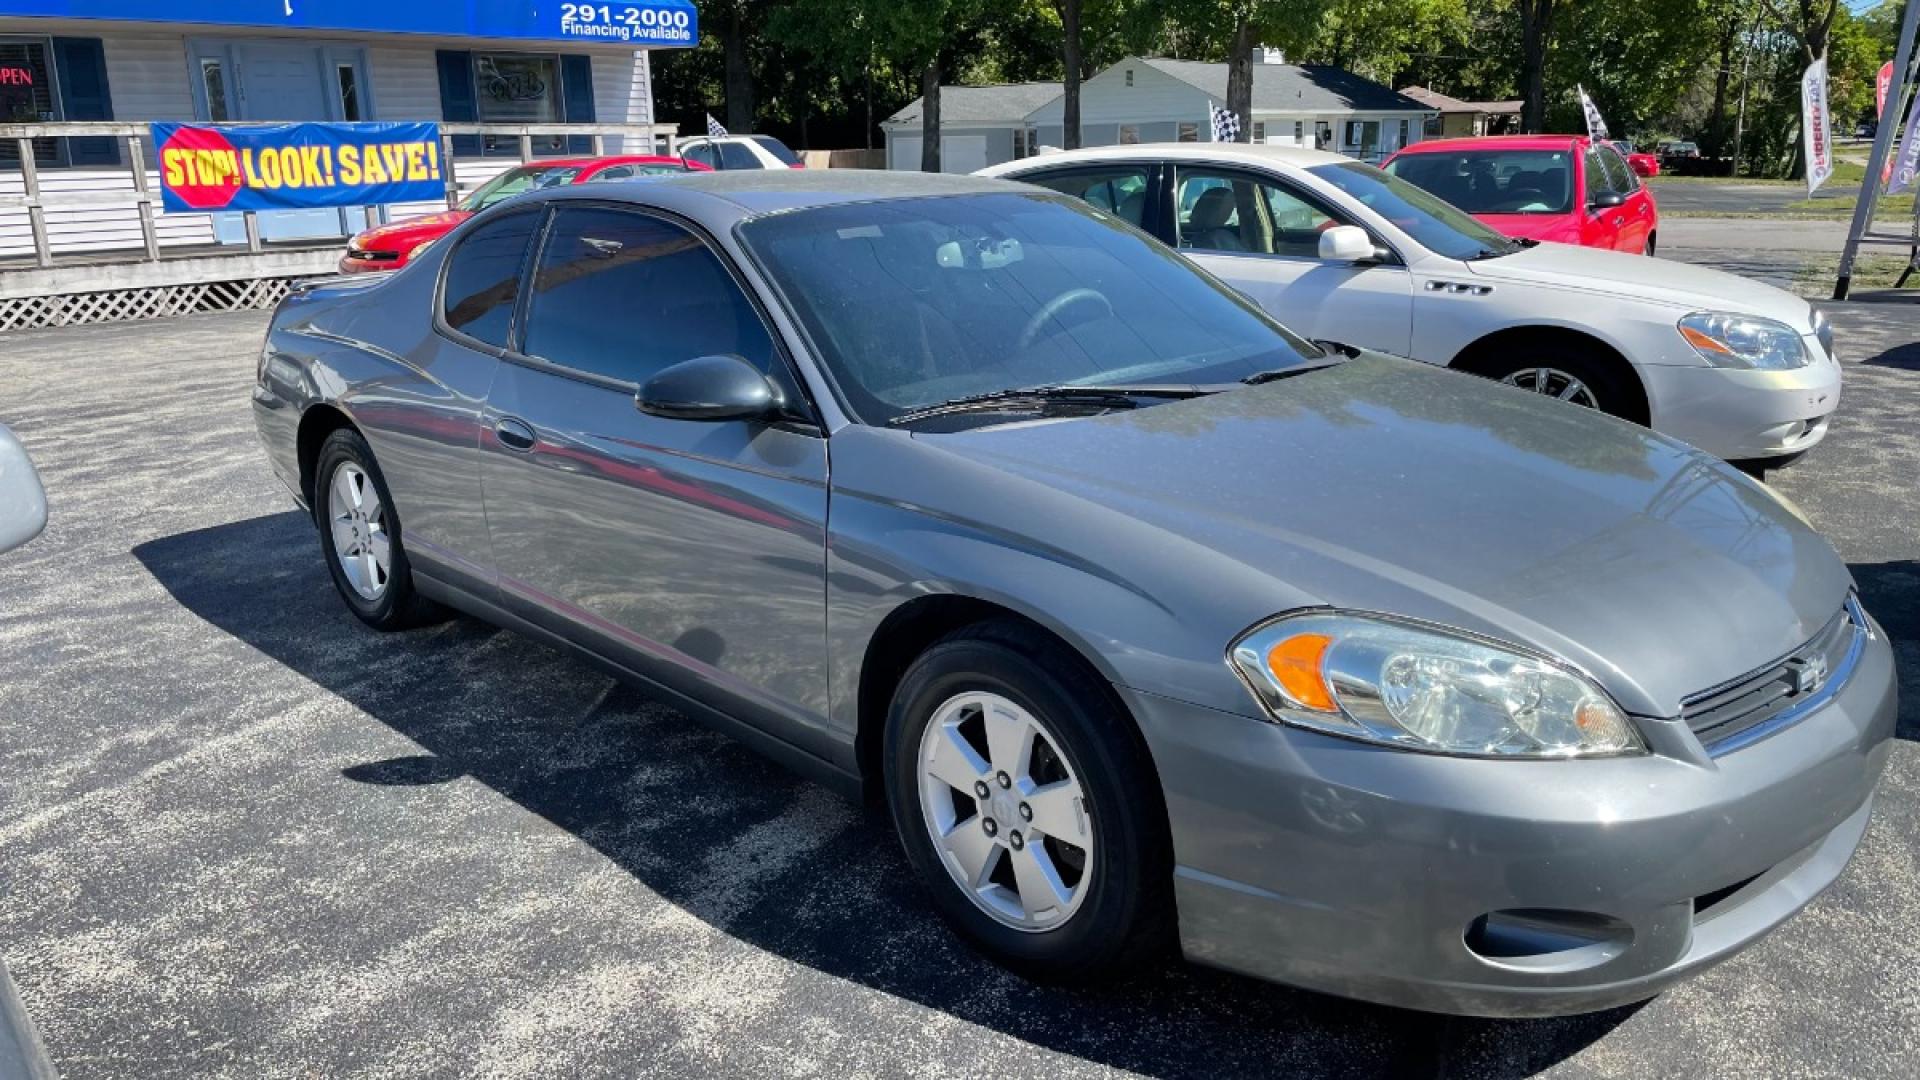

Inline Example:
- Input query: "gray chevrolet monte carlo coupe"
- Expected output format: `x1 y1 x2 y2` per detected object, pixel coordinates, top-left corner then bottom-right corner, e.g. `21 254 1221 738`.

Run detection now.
253 170 1895 1017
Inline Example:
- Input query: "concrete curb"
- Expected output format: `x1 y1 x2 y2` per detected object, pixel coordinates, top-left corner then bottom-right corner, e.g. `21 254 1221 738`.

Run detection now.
0 959 58 1080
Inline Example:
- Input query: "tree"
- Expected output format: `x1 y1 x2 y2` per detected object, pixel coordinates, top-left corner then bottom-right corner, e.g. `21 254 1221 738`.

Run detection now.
1309 0 1469 86
1517 0 1559 133
1154 2 1328 139
1056 1 1084 147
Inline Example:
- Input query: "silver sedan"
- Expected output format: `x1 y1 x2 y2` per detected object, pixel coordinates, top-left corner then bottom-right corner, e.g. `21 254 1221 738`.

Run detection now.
252 171 1894 1017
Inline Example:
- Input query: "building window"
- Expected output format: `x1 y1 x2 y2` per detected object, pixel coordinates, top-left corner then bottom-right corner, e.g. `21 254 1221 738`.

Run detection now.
0 37 61 164
475 52 564 154
199 59 230 122
1177 122 1197 142
1124 69 1133 87
1252 121 1265 143
1294 120 1304 144
336 64 362 122
1398 118 1410 148
1119 124 1140 144
1424 114 1442 137
1345 120 1381 159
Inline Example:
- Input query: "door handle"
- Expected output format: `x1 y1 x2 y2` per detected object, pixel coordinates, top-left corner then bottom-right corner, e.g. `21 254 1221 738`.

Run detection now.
494 417 536 451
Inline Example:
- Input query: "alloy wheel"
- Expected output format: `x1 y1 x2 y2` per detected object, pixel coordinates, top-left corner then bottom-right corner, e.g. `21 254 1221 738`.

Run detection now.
1502 367 1599 408
328 461 391 601
916 691 1093 931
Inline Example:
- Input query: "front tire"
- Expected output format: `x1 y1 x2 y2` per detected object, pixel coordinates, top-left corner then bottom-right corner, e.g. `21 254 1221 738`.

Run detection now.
312 428 442 631
883 621 1173 981
1463 338 1649 426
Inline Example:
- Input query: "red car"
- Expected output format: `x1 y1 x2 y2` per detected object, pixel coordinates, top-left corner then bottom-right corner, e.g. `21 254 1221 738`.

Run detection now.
1383 134 1660 255
1611 140 1661 178
339 155 709 273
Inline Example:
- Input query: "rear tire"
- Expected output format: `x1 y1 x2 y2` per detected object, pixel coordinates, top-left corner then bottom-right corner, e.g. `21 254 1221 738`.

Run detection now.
312 428 443 631
883 621 1173 981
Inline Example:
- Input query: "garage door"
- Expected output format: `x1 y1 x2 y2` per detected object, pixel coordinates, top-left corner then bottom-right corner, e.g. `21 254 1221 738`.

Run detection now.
889 134 990 174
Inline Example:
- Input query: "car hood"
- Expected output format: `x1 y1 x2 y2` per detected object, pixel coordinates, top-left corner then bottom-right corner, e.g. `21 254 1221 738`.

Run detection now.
921 355 1850 715
1473 213 1583 245
1463 241 1815 331
352 210 470 252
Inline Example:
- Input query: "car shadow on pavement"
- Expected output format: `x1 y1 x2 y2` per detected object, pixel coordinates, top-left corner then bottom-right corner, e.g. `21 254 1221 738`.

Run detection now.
137 512 1642 1078
1849 561 1920 742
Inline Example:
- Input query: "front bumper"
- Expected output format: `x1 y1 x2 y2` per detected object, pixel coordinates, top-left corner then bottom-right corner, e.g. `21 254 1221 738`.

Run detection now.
1124 618 1896 1017
1642 336 1841 462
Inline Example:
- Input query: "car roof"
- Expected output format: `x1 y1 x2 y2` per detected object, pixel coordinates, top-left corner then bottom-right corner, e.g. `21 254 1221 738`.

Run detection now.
513 168 1033 228
993 142 1353 172
1391 135 1589 155
501 154 690 170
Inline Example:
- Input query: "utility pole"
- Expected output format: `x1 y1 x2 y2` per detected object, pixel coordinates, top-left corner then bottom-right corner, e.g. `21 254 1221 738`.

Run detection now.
1731 15 1759 178
1835 0 1920 299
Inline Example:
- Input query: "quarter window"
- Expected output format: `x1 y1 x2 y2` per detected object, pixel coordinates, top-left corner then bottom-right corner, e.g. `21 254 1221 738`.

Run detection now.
1019 166 1152 228
441 210 540 349
718 141 761 169
522 207 779 385
1174 168 1338 258
682 142 717 168
1597 146 1637 193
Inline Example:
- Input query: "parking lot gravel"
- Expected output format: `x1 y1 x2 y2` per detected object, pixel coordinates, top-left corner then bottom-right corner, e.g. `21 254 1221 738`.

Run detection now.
1 305 1916 1079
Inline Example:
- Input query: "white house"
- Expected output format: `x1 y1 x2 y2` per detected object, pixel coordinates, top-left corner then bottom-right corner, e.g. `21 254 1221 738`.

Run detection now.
0 3 688 258
885 52 1436 172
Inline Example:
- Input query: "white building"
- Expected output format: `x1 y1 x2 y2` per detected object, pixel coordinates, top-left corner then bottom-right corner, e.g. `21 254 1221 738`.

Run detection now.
0 3 686 259
885 52 1435 172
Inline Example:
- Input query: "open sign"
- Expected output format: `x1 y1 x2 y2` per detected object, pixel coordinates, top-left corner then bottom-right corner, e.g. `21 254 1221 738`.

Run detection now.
0 66 32 86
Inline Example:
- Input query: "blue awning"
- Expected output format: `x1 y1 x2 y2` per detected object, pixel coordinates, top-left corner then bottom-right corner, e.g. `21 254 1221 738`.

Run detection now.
1 1 699 48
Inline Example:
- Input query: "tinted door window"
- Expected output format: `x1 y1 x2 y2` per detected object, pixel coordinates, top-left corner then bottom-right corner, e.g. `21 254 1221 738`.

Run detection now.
441 210 540 348
1584 151 1616 201
1598 146 1638 193
1174 167 1338 257
682 142 717 168
718 141 762 170
522 206 779 385
1020 166 1152 228
749 135 802 165
585 164 635 183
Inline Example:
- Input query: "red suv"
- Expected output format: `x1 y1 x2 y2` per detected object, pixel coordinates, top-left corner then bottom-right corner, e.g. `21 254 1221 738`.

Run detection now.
1382 135 1659 255
339 155 709 273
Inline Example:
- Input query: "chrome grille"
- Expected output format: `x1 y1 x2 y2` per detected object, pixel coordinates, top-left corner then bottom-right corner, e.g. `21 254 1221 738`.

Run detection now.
1681 598 1865 754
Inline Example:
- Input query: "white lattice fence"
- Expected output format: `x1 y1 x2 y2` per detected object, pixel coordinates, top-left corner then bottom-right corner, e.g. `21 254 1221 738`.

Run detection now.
0 277 296 332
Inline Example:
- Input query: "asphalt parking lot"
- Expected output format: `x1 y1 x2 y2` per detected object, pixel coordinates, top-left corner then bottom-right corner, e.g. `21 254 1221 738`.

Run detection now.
1 303 1917 1079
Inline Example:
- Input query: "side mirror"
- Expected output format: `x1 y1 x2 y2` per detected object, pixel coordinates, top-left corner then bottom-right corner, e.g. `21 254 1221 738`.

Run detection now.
1589 191 1626 211
1318 224 1376 262
0 424 47 556
636 354 783 422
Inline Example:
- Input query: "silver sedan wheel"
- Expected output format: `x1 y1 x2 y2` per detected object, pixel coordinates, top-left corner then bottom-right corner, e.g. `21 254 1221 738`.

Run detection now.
916 691 1094 932
1502 367 1599 408
328 461 391 602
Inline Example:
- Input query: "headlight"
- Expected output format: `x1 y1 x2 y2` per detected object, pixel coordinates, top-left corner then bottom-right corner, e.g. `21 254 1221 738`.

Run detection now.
1677 311 1809 370
407 240 436 261
1228 613 1643 758
347 235 366 252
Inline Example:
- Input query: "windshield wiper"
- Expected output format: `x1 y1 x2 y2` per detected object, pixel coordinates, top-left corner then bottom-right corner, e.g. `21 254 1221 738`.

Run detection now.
887 383 1212 427
1240 358 1350 385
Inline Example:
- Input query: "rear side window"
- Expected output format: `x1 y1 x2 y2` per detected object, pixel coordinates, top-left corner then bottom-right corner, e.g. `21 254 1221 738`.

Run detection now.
1019 166 1152 228
718 141 761 170
683 143 716 168
522 206 779 385
440 210 539 348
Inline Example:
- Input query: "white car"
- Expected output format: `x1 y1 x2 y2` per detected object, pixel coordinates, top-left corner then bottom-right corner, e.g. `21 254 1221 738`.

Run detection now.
981 144 1838 468
677 134 805 171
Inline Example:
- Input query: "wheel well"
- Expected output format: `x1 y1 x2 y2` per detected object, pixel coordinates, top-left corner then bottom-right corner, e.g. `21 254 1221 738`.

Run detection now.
296 404 355 506
1449 326 1650 425
854 596 1115 800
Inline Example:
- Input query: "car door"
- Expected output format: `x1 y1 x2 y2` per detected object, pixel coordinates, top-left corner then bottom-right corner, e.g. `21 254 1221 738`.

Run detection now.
1015 162 1161 233
479 202 835 757
1167 163 1415 357
1580 148 1633 252
1596 145 1654 254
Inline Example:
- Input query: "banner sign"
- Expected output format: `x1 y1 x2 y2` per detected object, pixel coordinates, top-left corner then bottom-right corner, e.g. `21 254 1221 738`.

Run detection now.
151 122 445 213
1888 88 1920 195
1577 85 1609 142
0 1 698 48
1878 61 1894 118
1802 56 1833 196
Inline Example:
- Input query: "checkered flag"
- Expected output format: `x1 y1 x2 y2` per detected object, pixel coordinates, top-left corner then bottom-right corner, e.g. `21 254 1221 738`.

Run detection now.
1209 101 1241 143
706 113 729 137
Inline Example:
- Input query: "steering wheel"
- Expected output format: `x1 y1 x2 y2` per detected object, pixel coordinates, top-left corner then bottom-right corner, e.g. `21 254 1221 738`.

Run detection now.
1016 288 1114 351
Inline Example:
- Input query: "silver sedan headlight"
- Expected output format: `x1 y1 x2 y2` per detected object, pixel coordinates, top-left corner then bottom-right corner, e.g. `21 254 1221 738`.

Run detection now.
1677 311 1809 370
1228 613 1643 758
1811 306 1834 359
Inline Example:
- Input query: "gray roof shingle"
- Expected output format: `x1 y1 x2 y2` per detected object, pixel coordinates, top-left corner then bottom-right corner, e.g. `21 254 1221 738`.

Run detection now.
1140 58 1431 113
884 83 1063 127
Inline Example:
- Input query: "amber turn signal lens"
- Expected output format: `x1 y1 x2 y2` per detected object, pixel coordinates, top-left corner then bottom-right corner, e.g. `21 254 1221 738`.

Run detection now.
1266 633 1337 712
1678 324 1732 356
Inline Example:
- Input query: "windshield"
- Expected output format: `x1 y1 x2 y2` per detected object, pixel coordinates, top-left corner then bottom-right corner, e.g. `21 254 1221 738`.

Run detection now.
750 135 802 166
461 164 585 210
1308 161 1519 260
739 192 1323 425
1383 149 1574 215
